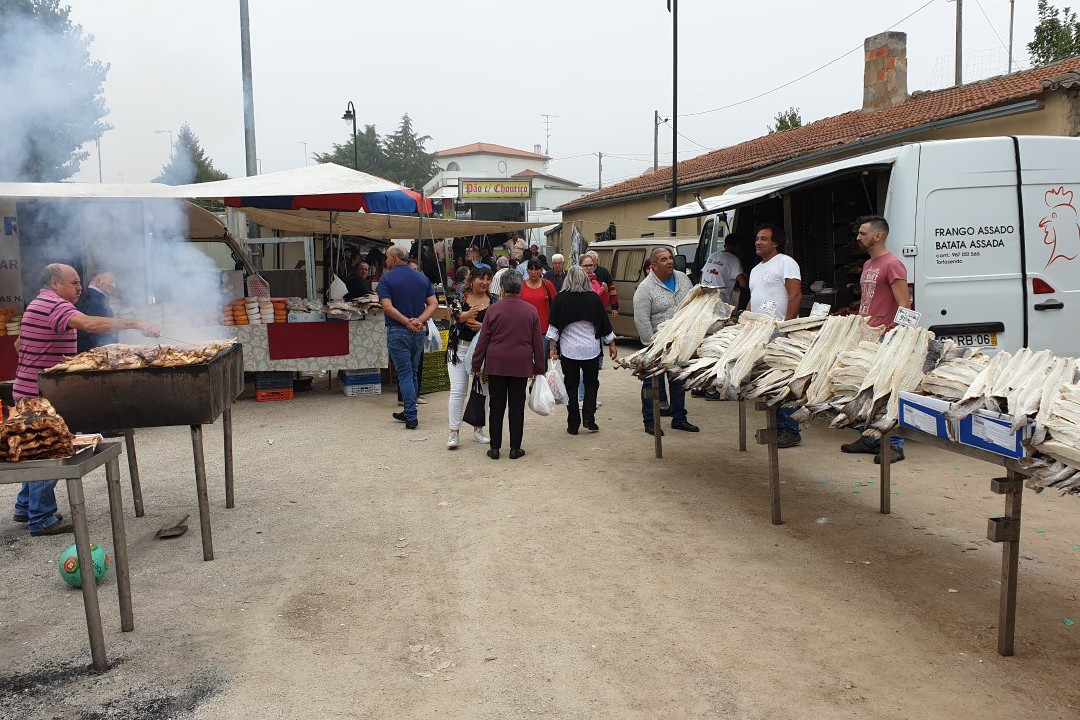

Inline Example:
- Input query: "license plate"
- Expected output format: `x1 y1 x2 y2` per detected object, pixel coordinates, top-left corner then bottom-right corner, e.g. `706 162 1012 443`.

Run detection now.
939 332 997 347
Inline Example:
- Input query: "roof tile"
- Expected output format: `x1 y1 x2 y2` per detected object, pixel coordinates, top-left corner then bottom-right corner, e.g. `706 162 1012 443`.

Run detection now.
560 57 1080 211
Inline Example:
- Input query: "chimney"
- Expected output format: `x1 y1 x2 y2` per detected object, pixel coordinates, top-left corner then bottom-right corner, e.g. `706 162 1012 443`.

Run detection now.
863 31 908 112
534 143 543 155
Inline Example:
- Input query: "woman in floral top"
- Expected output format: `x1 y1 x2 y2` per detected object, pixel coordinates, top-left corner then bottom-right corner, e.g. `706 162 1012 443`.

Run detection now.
446 266 497 450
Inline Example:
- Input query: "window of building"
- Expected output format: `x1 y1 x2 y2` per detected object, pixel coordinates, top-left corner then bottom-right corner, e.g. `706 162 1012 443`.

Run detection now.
445 161 460 172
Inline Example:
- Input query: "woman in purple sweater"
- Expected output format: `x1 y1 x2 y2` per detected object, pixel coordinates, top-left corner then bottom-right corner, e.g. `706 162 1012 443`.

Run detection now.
471 271 546 460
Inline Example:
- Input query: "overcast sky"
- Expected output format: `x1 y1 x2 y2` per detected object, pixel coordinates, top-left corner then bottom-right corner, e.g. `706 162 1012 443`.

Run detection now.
67 0 1040 190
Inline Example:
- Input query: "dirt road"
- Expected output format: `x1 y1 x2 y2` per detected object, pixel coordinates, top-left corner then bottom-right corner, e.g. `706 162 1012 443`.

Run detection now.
2 364 1078 719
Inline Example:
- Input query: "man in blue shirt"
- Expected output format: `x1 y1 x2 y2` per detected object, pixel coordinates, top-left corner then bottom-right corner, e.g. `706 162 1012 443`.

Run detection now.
378 245 438 429
75 271 119 352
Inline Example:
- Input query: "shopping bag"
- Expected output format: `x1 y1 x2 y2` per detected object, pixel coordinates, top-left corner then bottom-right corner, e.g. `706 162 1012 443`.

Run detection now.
462 332 481 372
462 375 486 428
327 274 348 300
425 319 443 352
528 374 556 416
546 360 569 405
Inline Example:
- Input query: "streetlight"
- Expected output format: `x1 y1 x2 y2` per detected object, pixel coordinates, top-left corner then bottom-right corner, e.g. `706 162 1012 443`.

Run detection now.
341 101 357 170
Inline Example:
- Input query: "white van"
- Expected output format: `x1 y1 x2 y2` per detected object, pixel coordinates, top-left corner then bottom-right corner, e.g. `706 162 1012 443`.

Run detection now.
654 136 1080 355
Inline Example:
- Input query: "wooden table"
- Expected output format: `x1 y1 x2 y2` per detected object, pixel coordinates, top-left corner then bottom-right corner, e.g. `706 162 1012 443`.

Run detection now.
0 442 132 671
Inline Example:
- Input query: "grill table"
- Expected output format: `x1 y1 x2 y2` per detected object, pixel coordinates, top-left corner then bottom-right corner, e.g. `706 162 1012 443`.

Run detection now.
39 345 244 561
0 441 131 672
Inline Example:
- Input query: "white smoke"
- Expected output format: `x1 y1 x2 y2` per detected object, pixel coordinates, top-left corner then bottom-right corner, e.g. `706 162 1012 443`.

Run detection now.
0 5 109 181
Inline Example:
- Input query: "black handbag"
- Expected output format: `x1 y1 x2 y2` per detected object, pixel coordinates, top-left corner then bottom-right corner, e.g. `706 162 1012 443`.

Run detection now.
462 376 486 428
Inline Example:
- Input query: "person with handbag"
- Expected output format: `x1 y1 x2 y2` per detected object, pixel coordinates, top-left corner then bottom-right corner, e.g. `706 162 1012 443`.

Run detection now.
471 271 546 460
546 266 617 435
445 266 496 450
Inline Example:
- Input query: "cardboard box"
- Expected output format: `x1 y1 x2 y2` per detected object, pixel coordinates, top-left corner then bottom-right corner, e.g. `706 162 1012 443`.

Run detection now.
897 392 954 440
957 409 1033 459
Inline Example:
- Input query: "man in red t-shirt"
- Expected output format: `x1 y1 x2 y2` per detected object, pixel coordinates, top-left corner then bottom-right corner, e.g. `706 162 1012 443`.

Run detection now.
843 215 911 463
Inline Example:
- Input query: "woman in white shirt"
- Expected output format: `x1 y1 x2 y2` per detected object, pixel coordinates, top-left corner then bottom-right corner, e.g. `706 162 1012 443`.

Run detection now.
546 266 617 435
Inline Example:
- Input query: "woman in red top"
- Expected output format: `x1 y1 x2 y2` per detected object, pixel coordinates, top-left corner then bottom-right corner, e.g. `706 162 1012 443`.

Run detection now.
519 260 557 354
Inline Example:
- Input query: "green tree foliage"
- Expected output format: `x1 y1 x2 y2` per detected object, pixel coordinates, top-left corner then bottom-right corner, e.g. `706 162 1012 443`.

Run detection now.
768 107 803 134
153 123 229 185
1029 0 1080 66
0 0 110 181
314 114 437 190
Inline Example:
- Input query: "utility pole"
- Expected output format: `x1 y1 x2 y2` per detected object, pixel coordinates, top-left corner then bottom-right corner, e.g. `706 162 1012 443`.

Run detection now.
669 0 678 237
654 110 659 172
95 138 103 183
239 0 258 176
1007 0 1015 72
597 152 603 189
299 140 307 166
954 0 963 86
540 113 558 156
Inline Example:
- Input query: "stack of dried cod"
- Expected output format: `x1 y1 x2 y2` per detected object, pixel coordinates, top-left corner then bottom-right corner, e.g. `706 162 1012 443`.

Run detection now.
46 341 235 373
1 398 74 463
621 286 732 378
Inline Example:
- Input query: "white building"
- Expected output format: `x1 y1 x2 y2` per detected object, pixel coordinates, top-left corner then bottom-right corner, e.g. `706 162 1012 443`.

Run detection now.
423 142 595 213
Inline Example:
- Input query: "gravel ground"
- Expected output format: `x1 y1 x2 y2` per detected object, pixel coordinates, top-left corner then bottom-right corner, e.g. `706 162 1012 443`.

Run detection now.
1 356 1079 719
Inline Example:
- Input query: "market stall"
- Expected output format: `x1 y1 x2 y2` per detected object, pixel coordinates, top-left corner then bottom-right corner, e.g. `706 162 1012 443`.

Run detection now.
231 319 386 373
624 288 1080 657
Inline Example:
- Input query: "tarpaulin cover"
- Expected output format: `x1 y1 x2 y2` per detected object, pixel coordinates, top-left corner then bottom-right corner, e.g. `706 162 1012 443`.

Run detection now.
267 322 349 360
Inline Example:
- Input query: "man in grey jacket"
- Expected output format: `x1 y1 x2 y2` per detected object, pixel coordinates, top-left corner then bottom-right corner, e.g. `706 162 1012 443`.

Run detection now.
633 247 699 435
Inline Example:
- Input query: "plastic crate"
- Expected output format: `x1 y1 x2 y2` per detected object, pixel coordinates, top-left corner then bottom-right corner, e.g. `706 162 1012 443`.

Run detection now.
419 351 450 395
256 388 294 402
255 371 293 390
344 383 381 397
343 374 380 387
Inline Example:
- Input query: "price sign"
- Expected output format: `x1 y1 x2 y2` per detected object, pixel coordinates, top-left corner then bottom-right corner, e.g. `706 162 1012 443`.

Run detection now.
758 299 779 317
810 302 831 318
894 306 922 328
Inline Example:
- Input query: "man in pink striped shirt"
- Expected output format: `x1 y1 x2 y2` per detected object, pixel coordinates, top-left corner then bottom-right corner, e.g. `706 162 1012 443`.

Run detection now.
13 263 158 536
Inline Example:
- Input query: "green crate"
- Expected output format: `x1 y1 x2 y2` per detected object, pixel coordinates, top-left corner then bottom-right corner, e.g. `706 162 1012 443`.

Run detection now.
419 351 450 395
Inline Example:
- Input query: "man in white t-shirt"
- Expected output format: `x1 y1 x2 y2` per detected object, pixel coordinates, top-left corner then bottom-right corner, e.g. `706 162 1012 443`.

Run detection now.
701 234 750 308
748 223 803 447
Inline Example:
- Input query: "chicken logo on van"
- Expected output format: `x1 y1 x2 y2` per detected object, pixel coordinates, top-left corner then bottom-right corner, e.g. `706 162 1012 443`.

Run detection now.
1039 186 1080 267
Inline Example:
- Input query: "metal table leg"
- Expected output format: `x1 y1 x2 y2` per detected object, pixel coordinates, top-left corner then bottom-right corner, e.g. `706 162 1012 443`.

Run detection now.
755 402 782 525
123 429 143 517
190 424 214 561
987 472 1024 656
738 399 747 452
650 382 663 459
879 431 892 514
223 407 235 509
66 476 107 671
104 457 134 632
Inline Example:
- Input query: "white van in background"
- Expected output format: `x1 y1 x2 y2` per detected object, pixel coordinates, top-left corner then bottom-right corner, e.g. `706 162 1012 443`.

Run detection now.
655 136 1080 355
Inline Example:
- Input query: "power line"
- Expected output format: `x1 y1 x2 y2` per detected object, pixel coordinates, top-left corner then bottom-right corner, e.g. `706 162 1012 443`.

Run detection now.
971 0 1011 58
659 118 714 151
679 0 939 118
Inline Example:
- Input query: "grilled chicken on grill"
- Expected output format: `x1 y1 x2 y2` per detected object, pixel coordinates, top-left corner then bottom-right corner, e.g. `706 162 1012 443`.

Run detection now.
45 341 235 373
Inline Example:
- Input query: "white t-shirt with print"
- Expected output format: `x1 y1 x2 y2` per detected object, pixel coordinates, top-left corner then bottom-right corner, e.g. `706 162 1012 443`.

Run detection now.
749 253 801 320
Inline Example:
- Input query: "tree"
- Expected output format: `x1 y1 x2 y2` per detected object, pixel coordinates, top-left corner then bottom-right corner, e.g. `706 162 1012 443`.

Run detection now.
1029 0 1080 66
313 124 385 175
0 0 110 181
313 114 437 189
153 123 229 185
768 107 802 134
381 114 438 189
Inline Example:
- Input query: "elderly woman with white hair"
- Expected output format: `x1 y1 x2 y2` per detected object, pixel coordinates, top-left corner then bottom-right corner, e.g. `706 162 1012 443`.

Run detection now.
489 255 511 296
546 265 617 435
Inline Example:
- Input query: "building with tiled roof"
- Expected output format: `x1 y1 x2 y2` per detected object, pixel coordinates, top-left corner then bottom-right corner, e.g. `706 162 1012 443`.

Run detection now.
556 33 1080 245
435 142 549 161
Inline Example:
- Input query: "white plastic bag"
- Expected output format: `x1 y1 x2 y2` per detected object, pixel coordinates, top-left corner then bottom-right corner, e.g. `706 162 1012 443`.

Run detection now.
529 374 556 416
327 274 347 300
462 332 481 372
425 319 442 352
546 360 569 405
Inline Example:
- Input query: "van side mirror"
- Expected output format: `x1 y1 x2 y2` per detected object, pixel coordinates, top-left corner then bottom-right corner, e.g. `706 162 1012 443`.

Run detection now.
674 256 687 272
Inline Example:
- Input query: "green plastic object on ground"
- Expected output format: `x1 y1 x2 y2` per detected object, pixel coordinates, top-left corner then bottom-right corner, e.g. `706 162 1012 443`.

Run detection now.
58 543 109 588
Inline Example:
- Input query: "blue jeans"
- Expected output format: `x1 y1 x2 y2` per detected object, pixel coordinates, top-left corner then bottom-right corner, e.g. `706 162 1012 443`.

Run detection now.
387 324 425 422
777 406 800 436
15 481 60 533
642 373 686 427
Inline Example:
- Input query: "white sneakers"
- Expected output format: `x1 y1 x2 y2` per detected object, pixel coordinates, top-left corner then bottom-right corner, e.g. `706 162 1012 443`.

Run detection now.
447 430 460 449
473 429 490 444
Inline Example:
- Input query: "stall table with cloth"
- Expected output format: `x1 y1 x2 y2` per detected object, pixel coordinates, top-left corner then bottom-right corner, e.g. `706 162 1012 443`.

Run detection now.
231 320 387 372
0 441 131 672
